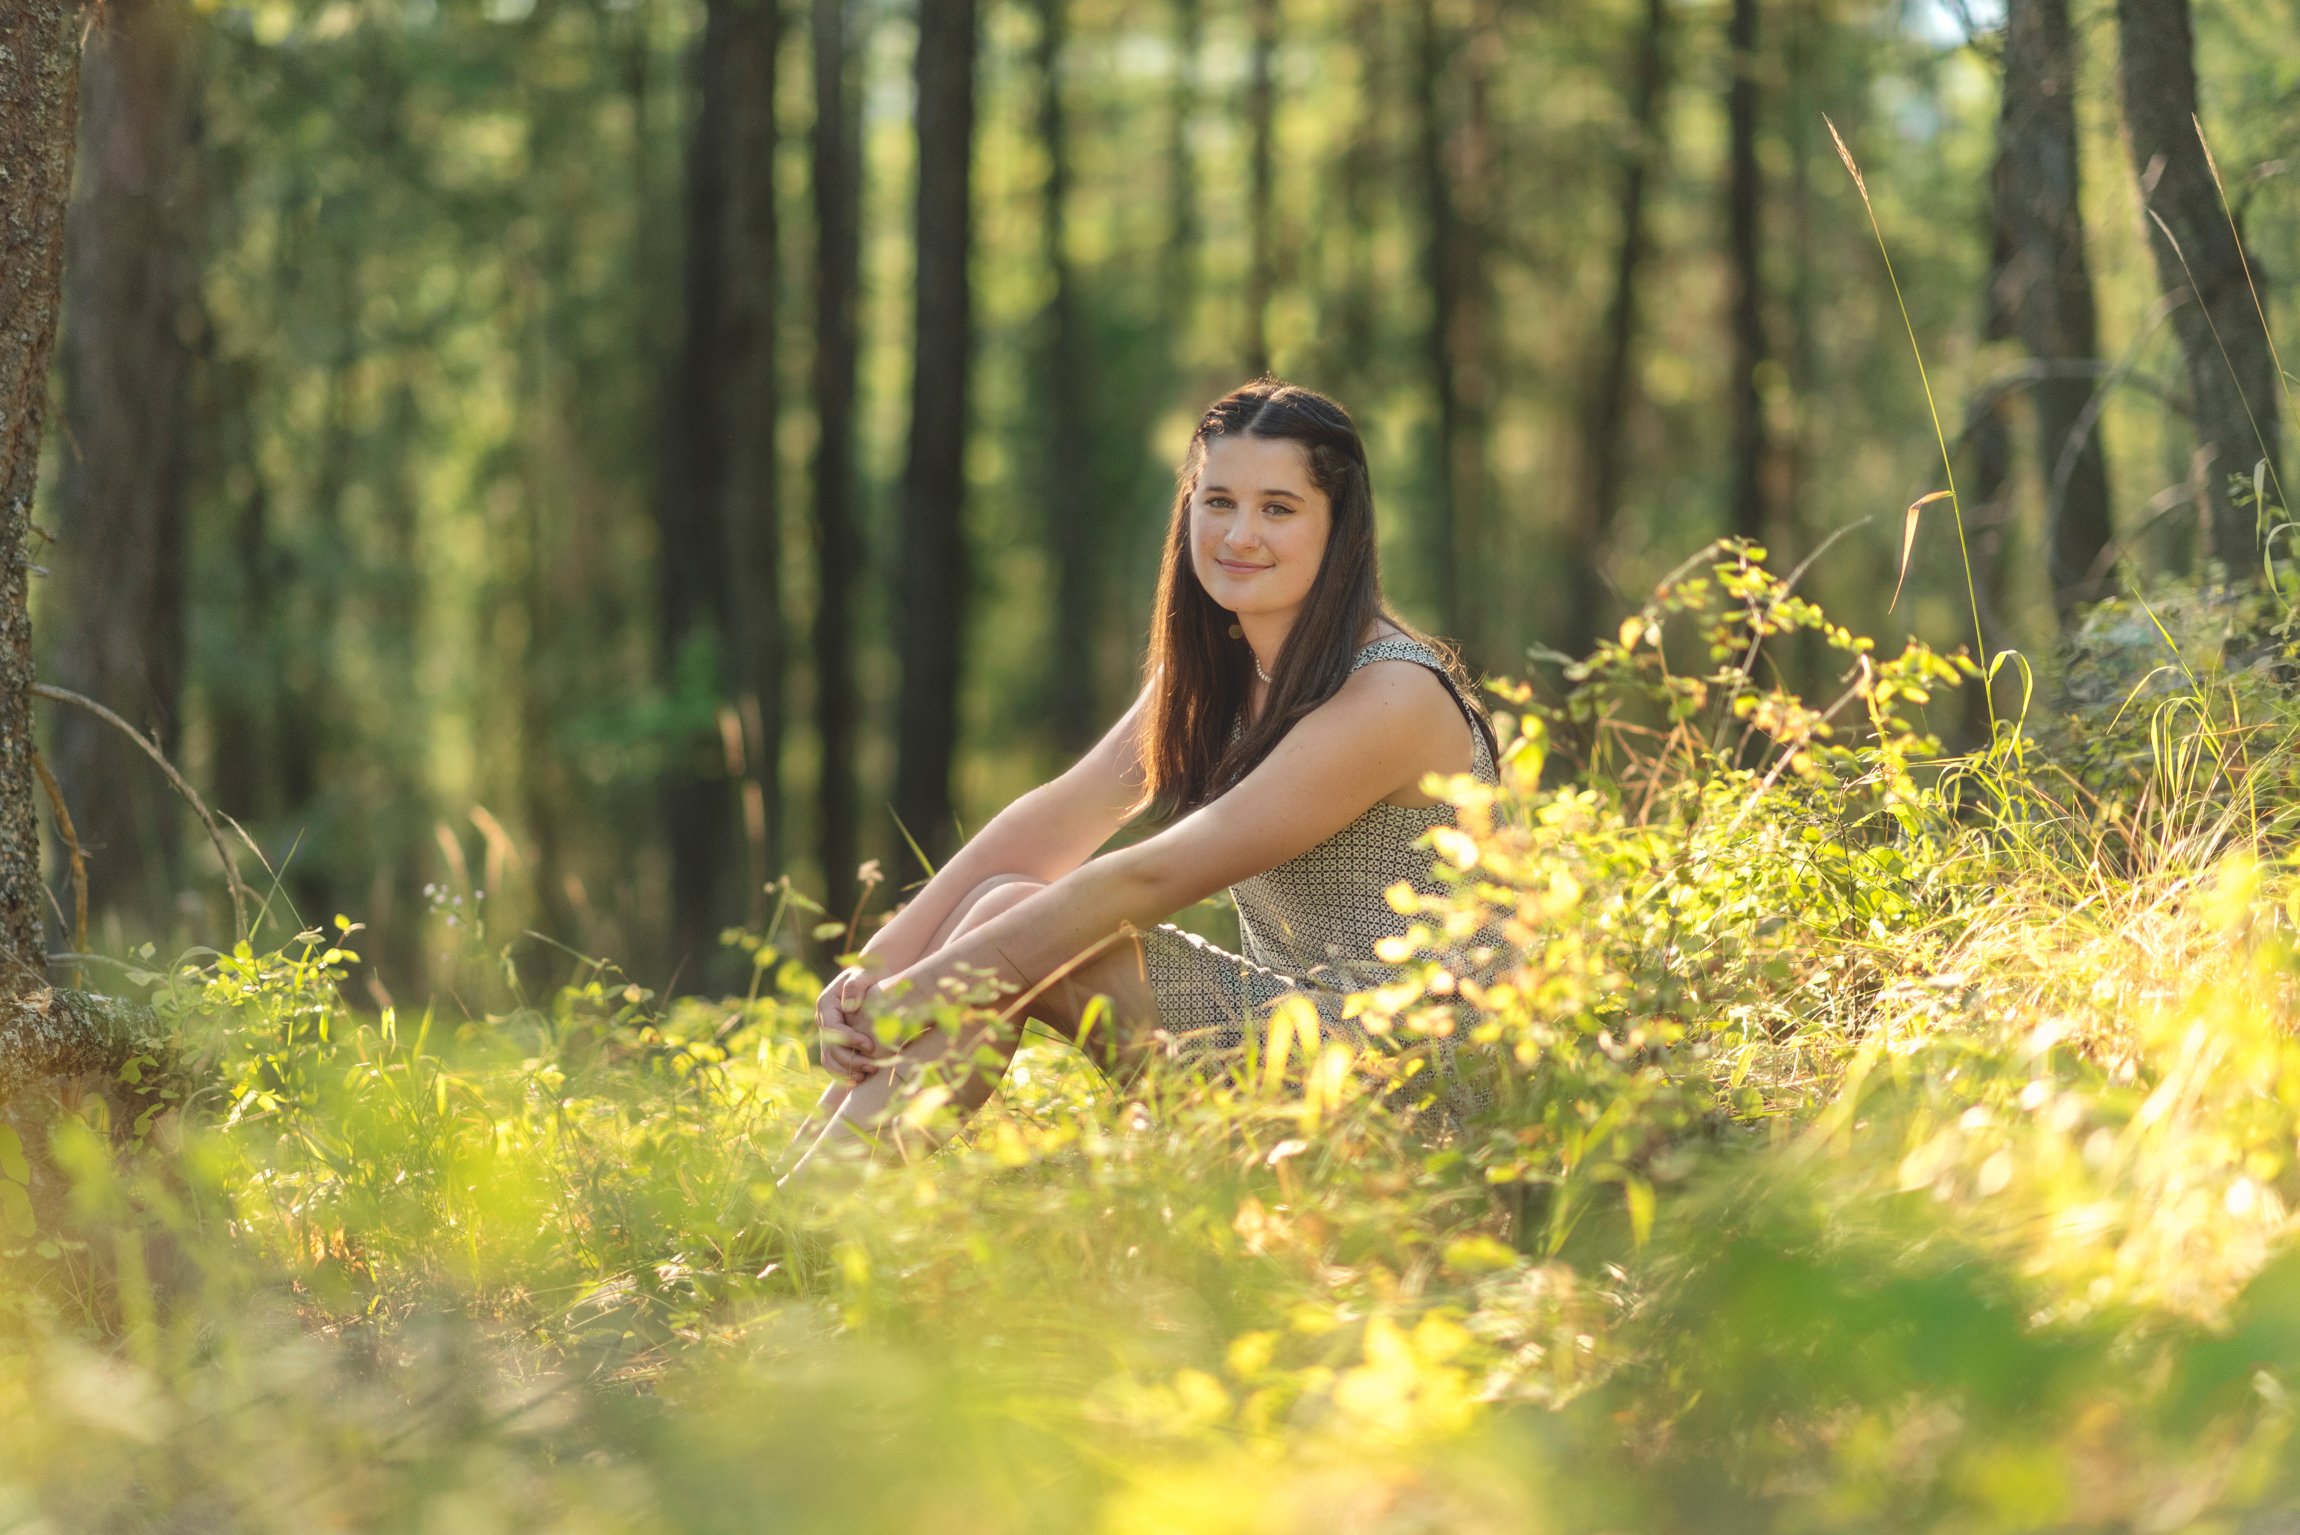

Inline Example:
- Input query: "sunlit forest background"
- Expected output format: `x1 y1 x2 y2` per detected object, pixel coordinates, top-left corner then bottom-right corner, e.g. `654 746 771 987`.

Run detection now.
36 0 2296 993
20 0 2300 1526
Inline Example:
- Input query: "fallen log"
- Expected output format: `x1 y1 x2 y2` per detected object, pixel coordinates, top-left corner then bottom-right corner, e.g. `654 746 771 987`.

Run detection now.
0 985 169 1105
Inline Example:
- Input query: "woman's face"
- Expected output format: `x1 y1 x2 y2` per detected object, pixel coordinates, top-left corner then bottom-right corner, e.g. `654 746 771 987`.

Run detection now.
1187 434 1332 625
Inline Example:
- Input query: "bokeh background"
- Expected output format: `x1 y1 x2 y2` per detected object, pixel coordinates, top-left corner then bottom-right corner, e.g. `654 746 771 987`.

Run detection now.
32 0 2298 994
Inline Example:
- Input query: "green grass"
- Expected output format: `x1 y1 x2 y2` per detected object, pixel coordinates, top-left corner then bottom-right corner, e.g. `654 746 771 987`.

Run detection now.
12 544 2300 1531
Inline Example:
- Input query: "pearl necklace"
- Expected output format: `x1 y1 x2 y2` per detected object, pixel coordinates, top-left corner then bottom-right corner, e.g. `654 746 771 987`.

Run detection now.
1253 653 1273 684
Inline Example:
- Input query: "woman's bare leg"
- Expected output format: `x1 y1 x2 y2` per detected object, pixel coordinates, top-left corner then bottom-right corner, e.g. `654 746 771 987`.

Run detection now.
781 897 1162 1179
774 876 1051 1179
778 876 1061 1178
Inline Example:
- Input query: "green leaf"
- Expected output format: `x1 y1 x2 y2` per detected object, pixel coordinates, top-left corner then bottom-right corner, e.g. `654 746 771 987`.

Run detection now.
0 1180 34 1239
0 1124 27 1185
1442 1235 1521 1275
1625 1176 1656 1250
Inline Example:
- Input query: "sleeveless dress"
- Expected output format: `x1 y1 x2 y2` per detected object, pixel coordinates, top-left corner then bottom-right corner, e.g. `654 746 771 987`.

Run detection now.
1137 635 1500 1110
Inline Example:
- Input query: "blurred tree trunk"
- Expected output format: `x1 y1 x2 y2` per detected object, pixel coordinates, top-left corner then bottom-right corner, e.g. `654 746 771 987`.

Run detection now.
48 0 200 933
894 0 979 867
1565 0 1672 656
659 0 782 971
723 0 783 921
812 0 866 923
1321 0 1387 397
1035 0 1096 754
1414 0 1497 665
0 0 86 1006
1159 0 1202 334
1243 0 1276 376
1964 212 2018 745
1724 0 1775 545
2115 0 2280 575
1998 0 2113 616
206 357 272 832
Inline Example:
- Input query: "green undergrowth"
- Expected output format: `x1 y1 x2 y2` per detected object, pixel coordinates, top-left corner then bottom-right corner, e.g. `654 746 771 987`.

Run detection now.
15 542 2300 1531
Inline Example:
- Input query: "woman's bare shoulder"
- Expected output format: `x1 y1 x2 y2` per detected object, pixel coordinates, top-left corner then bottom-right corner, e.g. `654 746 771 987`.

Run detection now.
1329 650 1477 792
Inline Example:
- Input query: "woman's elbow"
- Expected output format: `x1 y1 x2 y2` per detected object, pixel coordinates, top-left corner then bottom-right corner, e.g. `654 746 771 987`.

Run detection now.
1101 847 1207 923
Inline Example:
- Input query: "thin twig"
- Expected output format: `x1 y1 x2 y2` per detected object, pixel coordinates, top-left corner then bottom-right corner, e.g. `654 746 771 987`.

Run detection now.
31 744 87 983
30 682 251 939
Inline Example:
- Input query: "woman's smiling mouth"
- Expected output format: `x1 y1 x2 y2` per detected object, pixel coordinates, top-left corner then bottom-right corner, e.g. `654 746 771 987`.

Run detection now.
1215 557 1271 575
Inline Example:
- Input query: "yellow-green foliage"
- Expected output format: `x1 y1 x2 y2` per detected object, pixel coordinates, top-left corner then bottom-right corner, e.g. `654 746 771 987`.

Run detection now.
14 544 2300 1531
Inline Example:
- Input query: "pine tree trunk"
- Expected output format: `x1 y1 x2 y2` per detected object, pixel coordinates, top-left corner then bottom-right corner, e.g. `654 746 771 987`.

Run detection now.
2115 0 2280 575
1035 0 1096 754
1725 0 1774 544
723 0 783 918
0 0 87 998
811 0 866 922
1159 0 1203 334
48 0 199 931
1965 207 2019 745
0 3 163 1099
894 0 979 867
1414 0 1497 665
2000 0 2113 615
1243 0 1277 377
1567 0 1671 655
660 0 781 971
1320 0 1386 396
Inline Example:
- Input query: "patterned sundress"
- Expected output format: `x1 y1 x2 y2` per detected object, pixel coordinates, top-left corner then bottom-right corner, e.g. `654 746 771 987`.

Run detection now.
1137 635 1500 1109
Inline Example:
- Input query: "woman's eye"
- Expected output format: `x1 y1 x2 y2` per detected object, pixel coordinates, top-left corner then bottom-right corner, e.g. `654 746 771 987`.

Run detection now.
1262 503 1293 517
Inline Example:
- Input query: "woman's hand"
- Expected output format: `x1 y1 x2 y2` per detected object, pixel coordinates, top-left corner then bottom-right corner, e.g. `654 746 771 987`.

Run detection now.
815 963 886 1084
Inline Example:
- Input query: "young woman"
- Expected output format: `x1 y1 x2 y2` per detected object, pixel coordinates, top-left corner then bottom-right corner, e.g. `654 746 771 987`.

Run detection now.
780 379 1497 1176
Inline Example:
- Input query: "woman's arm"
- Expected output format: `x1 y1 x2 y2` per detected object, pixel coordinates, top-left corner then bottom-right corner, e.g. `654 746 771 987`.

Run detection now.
873 660 1465 1008
854 689 1150 976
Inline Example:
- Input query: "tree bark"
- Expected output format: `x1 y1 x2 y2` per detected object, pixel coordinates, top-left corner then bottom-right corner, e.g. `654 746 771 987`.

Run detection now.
1320 0 1386 396
1964 209 2019 746
894 0 979 867
1414 0 1497 665
1999 0 2113 615
1243 0 1277 377
0 0 88 997
1034 0 1097 754
2115 0 2280 575
812 0 866 923
48 0 199 930
1159 0 1203 334
659 0 781 971
722 0 784 920
1566 0 1671 655
1725 0 1774 545
0 4 154 1098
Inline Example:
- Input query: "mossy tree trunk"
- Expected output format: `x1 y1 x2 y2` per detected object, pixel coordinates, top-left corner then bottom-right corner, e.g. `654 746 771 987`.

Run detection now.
1 2 173 1105
0 0 86 1003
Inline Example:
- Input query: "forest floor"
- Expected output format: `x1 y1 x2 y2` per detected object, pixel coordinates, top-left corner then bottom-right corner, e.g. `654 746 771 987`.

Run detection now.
9 544 2300 1532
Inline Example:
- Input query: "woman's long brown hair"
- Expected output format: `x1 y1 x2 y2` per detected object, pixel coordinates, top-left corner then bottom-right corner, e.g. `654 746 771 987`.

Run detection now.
1137 378 1486 820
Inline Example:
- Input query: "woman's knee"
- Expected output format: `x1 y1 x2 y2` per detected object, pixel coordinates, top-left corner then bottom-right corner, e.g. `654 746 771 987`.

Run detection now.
955 878 1043 935
935 875 1046 947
